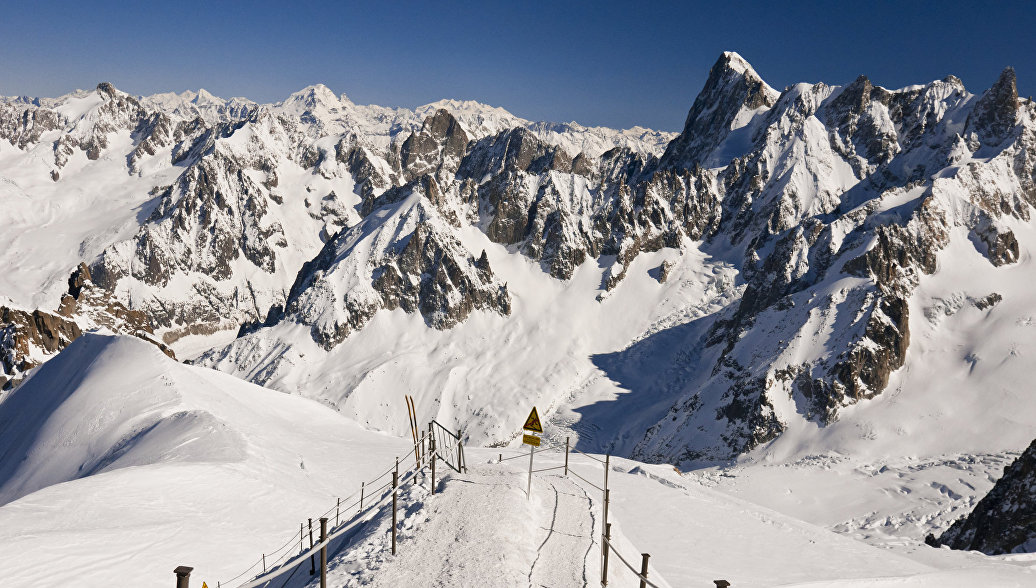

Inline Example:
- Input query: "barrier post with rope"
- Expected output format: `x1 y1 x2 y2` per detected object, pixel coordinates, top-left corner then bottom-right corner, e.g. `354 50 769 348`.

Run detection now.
391 469 398 555
639 553 650 588
173 565 193 588
319 517 328 588
308 518 315 575
564 437 569 476
602 523 611 586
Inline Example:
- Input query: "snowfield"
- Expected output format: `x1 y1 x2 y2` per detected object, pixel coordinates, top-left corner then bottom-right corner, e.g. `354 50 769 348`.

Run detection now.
0 336 1034 587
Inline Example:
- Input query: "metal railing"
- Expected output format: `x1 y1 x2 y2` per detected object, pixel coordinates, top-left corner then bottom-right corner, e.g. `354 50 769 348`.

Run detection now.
429 420 465 473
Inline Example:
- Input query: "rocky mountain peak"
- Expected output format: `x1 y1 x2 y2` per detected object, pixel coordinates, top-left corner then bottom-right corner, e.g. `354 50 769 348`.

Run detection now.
95 82 117 98
659 51 779 170
966 66 1019 146
397 108 469 181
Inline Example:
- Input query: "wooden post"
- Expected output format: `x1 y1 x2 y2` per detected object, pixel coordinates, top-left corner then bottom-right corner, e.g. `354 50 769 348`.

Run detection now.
457 429 465 473
499 453 502 463
262 553 266 573
319 517 328 588
173 566 193 588
336 497 340 526
639 553 650 588
308 518 315 575
564 437 569 476
391 470 398 555
602 523 611 586
431 452 436 495
300 522 304 553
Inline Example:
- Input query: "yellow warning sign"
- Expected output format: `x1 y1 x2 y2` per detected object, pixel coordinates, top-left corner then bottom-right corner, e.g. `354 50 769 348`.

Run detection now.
522 407 543 433
202 583 208 588
523 434 541 446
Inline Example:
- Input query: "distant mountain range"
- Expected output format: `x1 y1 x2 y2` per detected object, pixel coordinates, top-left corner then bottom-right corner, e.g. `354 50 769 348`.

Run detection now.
2 52 1035 473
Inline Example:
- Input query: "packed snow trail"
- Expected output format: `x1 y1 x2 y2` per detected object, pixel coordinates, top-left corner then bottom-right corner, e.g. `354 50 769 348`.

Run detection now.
528 475 597 587
310 460 620 588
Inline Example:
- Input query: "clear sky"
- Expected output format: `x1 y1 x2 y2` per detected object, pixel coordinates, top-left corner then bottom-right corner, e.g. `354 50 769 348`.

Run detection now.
2 1 1033 132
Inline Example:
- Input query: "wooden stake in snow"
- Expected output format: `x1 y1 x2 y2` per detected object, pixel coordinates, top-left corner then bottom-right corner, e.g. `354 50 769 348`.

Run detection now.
391 470 398 555
173 566 193 588
319 517 328 588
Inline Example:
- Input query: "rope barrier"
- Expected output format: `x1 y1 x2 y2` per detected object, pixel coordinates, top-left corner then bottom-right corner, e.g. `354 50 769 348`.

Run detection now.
220 443 426 587
235 466 422 588
570 447 607 464
568 469 603 492
530 465 566 473
602 535 662 588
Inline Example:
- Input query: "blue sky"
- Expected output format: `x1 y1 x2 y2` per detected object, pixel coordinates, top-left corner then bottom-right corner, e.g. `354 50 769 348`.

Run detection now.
2 1 1033 131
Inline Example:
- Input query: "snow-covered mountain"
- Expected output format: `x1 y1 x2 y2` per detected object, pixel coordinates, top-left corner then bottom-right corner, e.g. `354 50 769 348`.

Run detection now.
4 52 1036 586
2 52 1035 470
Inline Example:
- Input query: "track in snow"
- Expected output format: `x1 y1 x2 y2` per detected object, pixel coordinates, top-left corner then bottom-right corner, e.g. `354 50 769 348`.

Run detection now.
528 474 598 588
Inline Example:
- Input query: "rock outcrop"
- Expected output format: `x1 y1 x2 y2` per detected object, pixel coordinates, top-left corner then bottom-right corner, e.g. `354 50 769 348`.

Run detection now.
935 438 1036 554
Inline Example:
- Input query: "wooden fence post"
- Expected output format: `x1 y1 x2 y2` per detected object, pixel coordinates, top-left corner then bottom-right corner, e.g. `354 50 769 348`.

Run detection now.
173 566 193 588
639 553 650 588
431 452 436 495
319 517 328 588
308 518 315 575
359 481 365 513
336 497 340 526
391 470 398 555
564 437 569 476
602 523 611 586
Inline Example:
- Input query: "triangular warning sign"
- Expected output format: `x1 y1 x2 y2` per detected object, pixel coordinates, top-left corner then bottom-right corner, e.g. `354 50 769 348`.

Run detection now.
523 407 543 433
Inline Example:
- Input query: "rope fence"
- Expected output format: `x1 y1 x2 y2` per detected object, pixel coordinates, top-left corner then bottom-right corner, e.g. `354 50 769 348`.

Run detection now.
207 431 440 588
496 436 673 588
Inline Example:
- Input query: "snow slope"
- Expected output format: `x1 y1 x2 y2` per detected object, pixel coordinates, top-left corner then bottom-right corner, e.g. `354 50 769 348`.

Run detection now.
0 334 408 587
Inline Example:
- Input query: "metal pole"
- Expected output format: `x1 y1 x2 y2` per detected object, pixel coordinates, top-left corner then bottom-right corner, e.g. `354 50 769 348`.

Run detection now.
602 523 611 586
527 442 535 499
319 517 328 588
601 488 610 584
564 437 569 476
391 470 398 555
173 566 193 588
336 497 340 526
308 518 315 575
359 481 364 513
300 523 304 553
639 553 650 588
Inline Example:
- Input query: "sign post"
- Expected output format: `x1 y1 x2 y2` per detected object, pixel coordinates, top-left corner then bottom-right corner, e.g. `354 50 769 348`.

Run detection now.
522 407 544 499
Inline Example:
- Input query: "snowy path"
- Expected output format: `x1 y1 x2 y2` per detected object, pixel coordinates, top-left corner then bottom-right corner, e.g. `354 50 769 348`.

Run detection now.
313 461 610 588
528 474 597 588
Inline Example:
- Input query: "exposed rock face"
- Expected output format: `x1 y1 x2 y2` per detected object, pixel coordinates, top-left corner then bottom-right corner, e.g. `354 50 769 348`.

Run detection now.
0 307 82 389
936 438 1036 554
0 263 173 389
280 191 510 350
659 52 780 170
